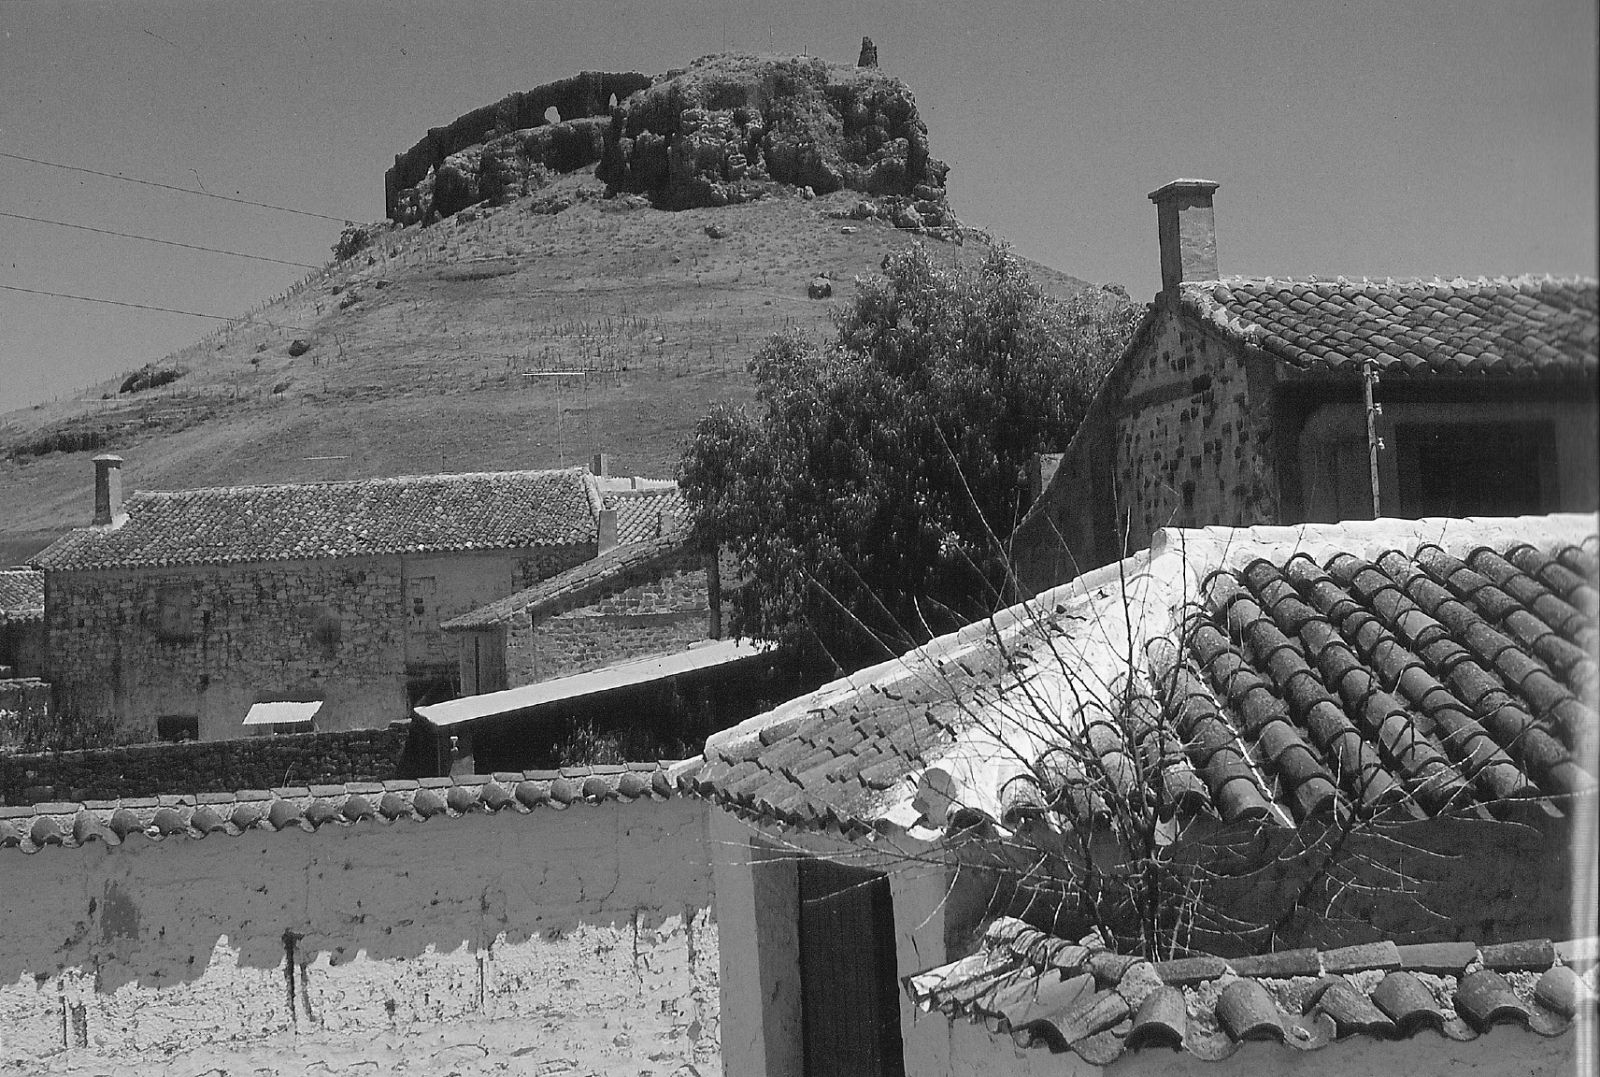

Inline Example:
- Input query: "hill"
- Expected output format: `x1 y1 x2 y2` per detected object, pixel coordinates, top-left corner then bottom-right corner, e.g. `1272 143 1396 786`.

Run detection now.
0 54 1097 566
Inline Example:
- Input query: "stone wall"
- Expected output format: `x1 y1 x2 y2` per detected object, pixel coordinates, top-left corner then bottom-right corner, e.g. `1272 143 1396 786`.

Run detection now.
505 560 711 687
0 796 719 1073
0 722 410 805
1014 305 1278 593
0 678 51 747
43 547 590 741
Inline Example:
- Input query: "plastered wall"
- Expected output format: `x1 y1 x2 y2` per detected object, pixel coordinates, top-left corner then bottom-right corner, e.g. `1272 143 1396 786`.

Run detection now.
0 796 719 1073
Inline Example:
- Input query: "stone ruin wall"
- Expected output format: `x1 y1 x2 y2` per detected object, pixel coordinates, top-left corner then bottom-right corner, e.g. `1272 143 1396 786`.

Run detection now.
0 796 720 1074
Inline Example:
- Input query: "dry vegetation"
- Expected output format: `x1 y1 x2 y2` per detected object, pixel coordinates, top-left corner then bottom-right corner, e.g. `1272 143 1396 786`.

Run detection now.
0 168 1089 563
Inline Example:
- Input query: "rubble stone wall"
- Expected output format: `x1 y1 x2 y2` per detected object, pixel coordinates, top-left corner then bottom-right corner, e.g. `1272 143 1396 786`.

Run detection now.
1015 306 1278 592
43 547 590 740
504 562 711 687
0 722 410 806
0 797 719 1074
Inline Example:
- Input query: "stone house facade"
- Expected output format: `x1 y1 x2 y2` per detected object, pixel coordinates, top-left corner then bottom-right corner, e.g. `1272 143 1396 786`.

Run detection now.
1012 179 1600 594
31 457 599 741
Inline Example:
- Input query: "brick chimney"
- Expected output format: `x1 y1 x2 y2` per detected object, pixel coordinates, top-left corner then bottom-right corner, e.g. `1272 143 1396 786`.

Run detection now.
1148 179 1220 294
92 453 125 526
597 507 619 553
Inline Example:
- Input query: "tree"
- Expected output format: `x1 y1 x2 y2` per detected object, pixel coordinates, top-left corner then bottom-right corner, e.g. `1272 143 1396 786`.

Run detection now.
679 242 1139 661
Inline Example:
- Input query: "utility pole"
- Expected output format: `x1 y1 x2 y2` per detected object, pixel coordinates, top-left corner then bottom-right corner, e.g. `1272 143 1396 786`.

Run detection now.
1362 357 1383 519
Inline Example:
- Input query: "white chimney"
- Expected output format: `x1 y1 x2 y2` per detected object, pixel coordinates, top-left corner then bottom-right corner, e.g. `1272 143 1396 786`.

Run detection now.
1149 179 1220 294
597 507 619 553
590 452 611 478
93 453 125 526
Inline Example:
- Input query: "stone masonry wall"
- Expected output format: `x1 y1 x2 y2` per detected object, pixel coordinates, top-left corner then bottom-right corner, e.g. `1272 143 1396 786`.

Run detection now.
1014 305 1279 593
0 723 410 806
46 558 408 741
1112 307 1280 545
506 560 711 687
0 797 719 1074
44 547 591 741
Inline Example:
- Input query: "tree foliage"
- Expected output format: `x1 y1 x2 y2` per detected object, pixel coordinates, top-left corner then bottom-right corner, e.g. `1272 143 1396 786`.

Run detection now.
679 243 1139 660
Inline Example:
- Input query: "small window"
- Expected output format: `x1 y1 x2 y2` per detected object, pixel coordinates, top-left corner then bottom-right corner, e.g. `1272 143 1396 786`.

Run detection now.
156 715 199 742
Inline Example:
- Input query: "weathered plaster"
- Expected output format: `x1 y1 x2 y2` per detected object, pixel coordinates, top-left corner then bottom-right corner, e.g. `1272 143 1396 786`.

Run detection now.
0 798 718 1070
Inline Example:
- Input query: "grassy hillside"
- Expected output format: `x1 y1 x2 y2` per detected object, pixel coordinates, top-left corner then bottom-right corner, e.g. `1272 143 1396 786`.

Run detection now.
0 169 1092 564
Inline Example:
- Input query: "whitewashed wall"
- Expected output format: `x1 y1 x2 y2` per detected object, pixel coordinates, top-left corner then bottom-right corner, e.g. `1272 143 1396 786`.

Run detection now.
0 798 718 1073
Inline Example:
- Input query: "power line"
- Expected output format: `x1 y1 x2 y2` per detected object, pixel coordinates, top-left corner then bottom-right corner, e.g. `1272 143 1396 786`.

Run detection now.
0 209 320 269
0 282 309 332
0 150 356 224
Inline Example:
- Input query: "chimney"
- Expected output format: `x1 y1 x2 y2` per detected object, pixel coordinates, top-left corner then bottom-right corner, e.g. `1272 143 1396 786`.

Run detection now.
597 507 619 553
589 452 611 479
92 453 124 526
1148 179 1220 294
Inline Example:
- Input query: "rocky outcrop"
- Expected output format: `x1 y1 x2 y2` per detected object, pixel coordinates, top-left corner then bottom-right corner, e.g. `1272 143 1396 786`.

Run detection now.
384 53 953 233
598 54 950 222
385 71 649 221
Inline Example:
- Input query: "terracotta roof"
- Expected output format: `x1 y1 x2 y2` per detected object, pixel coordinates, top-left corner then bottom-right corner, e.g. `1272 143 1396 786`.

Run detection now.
442 534 689 630
1178 275 1598 378
0 568 43 624
907 916 1597 1064
605 486 687 545
0 764 685 854
681 514 1598 835
30 469 599 571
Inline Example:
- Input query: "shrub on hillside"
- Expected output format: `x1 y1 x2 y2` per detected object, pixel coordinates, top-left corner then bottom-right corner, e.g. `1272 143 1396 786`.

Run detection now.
118 363 187 395
332 223 378 262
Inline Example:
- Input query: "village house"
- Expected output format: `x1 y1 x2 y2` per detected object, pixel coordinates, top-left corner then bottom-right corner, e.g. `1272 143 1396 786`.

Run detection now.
441 484 703 696
415 482 801 777
1012 180 1600 594
684 513 1597 1076
0 568 45 679
30 455 603 741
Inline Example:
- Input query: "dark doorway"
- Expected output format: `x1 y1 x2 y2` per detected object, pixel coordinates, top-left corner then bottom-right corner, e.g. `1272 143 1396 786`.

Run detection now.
797 859 906 1077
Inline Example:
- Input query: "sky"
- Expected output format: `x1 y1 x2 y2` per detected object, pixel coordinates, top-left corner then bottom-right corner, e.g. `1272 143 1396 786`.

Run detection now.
1 0 1596 409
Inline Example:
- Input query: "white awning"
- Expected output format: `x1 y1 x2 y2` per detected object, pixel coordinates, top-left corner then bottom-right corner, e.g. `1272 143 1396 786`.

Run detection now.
414 638 771 730
243 700 323 726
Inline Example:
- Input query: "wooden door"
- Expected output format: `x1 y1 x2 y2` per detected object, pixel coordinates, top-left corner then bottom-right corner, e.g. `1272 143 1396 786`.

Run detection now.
797 858 905 1077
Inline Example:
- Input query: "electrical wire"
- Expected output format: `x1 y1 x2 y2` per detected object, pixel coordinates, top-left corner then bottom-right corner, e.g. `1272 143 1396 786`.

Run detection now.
0 209 320 269
0 150 356 224
0 282 309 332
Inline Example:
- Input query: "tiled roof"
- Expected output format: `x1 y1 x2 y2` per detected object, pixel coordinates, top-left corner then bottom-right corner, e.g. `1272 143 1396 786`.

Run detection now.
442 534 689 630
1178 275 1599 378
30 469 599 571
682 514 1598 835
606 486 687 545
0 568 44 624
907 916 1596 1064
0 764 686 854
